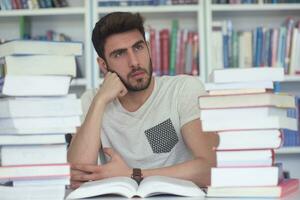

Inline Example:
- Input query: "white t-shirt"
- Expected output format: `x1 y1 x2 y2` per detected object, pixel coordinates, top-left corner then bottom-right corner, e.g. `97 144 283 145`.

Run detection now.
80 75 206 169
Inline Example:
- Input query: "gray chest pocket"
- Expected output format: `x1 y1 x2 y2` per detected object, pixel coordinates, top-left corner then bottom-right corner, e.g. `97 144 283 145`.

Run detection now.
145 118 179 153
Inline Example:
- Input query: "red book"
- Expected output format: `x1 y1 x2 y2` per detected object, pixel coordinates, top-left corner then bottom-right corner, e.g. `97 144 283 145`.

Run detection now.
159 29 170 75
207 179 299 198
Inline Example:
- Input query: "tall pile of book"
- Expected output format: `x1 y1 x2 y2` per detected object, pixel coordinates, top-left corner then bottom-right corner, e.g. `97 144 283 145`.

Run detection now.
198 67 299 198
0 39 82 199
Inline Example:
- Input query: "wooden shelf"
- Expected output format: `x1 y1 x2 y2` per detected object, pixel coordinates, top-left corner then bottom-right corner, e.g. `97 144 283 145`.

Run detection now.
0 7 85 17
212 4 300 12
275 147 300 154
284 75 300 82
97 5 199 14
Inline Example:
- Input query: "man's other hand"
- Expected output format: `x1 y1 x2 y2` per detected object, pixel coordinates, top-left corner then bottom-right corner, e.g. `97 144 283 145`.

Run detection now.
70 148 131 188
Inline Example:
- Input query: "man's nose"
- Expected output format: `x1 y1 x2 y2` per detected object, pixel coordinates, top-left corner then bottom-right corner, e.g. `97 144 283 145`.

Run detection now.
127 49 139 68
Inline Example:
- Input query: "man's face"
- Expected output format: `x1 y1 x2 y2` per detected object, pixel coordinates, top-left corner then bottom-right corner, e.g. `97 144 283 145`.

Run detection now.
103 29 153 92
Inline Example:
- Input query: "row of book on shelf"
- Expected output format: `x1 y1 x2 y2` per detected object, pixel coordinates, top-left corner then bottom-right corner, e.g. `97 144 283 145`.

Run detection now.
98 0 198 7
147 19 199 76
201 67 299 197
213 0 299 4
0 0 68 10
0 39 83 199
212 17 300 75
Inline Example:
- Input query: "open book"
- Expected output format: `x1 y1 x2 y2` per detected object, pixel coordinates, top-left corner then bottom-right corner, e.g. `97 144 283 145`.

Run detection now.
66 176 205 199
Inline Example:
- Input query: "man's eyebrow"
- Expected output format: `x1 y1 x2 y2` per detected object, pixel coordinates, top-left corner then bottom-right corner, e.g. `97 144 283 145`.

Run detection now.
109 40 146 58
132 40 146 47
109 48 126 58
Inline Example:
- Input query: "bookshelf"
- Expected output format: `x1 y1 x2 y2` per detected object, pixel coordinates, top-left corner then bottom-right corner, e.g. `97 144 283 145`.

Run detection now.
204 0 300 81
0 0 93 91
276 147 300 154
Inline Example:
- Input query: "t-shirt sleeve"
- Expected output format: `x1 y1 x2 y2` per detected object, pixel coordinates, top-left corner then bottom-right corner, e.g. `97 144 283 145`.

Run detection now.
178 76 206 128
80 89 97 124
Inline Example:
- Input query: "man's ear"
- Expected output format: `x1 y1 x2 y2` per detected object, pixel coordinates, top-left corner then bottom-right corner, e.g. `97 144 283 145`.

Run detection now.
97 57 108 75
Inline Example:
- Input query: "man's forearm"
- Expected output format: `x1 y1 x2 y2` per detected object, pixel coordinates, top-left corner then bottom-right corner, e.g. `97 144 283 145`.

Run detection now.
67 100 106 164
142 158 212 187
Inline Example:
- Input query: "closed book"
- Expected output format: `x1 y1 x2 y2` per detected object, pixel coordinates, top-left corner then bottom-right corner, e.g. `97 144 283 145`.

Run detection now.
216 129 282 150
211 166 279 187
0 134 66 145
202 116 297 131
208 88 267 95
0 94 82 118
13 177 70 187
216 149 274 167
0 116 80 130
0 185 65 200
207 179 299 198
0 127 75 134
0 75 71 96
0 40 82 56
0 163 70 181
0 55 76 77
1 144 67 166
198 93 295 109
209 67 284 83
200 106 288 120
205 81 273 91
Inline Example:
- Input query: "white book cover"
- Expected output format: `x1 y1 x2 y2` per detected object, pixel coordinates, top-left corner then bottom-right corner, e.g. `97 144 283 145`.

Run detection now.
0 40 83 57
209 67 284 83
1 144 67 166
2 55 76 77
0 94 82 118
0 185 65 200
216 129 282 150
0 127 76 135
211 167 279 187
13 177 70 187
205 81 273 91
0 134 66 145
202 116 297 132
216 149 274 167
198 93 295 109
1 75 71 96
0 116 80 130
66 176 204 199
200 106 287 120
0 164 70 181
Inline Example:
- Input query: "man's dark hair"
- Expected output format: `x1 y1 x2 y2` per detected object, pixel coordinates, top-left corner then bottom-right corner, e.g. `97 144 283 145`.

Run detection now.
92 12 145 59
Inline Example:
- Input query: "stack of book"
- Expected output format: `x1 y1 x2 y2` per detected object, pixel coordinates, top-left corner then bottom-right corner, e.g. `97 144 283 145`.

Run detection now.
0 39 82 199
198 67 299 198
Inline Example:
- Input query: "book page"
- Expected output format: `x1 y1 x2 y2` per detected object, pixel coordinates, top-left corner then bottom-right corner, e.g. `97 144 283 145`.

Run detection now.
66 176 138 199
136 176 205 198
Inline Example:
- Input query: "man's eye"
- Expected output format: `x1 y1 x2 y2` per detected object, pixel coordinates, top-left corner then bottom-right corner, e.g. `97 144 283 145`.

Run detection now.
114 51 124 58
134 44 144 51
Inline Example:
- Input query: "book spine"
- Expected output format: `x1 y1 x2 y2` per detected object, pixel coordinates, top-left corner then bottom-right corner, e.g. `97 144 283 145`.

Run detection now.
169 19 178 76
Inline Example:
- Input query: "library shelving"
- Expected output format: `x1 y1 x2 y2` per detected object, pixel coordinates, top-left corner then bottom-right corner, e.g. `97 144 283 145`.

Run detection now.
276 147 300 154
205 0 300 81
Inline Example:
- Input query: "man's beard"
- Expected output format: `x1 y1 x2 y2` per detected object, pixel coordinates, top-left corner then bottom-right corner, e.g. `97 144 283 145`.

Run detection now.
106 59 153 92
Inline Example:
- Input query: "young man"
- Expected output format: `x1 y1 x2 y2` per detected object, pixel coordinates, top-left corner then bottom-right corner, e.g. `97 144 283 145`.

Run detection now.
68 12 217 189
